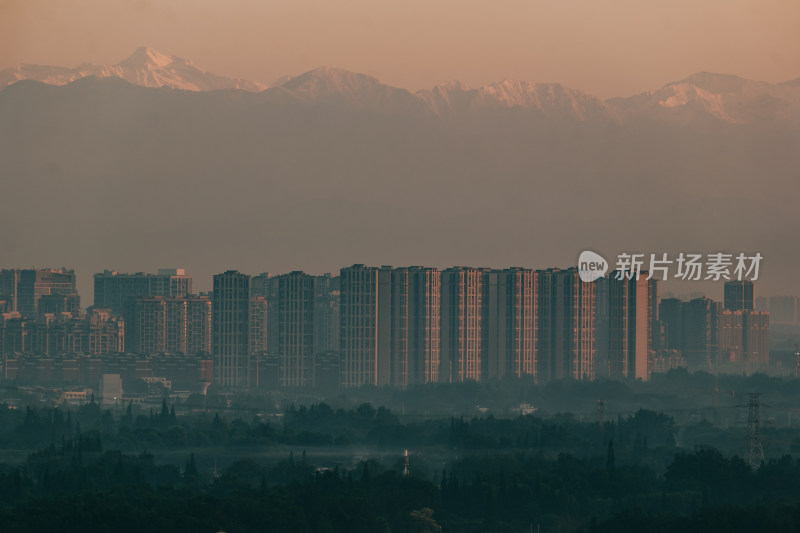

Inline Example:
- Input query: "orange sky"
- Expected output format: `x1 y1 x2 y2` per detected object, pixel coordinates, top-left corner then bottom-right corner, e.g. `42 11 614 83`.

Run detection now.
1 0 798 98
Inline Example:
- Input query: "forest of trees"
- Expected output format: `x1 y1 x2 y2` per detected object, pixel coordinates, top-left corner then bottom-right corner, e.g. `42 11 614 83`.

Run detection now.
1 437 800 532
1 373 800 532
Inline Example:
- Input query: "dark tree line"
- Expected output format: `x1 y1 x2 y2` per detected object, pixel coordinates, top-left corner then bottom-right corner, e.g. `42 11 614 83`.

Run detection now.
1 438 800 532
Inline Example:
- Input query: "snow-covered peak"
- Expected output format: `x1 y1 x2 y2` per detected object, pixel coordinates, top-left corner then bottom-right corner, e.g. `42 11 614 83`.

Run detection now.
0 48 267 92
611 72 800 124
281 66 383 92
417 78 615 120
267 66 422 113
119 47 175 70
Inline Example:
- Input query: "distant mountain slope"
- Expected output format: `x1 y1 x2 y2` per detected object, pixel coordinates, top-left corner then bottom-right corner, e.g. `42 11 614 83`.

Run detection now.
3 48 798 125
264 67 425 113
609 72 800 124
0 47 266 92
417 80 618 122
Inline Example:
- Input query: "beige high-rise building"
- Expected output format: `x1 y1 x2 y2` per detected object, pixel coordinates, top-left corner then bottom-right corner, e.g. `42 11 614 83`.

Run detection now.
537 267 598 382
131 297 167 354
339 265 381 387
186 296 212 355
129 295 211 355
313 274 339 354
249 296 268 354
276 272 315 387
251 273 280 355
719 309 770 370
213 271 250 387
483 268 538 381
605 273 658 381
0 309 124 357
339 265 440 389
93 268 191 314
390 267 441 387
0 268 78 318
441 267 484 383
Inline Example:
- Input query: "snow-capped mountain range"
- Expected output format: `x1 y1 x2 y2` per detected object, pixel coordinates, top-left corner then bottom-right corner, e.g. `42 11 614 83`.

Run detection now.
1 47 799 123
0 47 266 93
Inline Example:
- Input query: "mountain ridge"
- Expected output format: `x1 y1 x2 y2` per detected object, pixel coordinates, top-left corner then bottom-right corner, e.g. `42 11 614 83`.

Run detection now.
0 47 267 93
2 48 799 124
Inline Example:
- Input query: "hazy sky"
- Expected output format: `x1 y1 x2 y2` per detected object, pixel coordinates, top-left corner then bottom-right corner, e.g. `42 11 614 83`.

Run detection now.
1 0 798 98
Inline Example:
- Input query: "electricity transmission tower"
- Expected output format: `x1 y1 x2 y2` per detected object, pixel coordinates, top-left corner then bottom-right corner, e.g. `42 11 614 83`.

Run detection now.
746 393 765 469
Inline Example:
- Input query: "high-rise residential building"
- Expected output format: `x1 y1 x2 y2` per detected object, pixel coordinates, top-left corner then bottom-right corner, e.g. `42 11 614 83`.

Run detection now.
251 273 279 355
719 308 770 370
681 297 721 369
724 280 754 312
212 271 250 387
127 295 211 355
605 273 658 381
249 296 268 354
164 297 188 355
483 268 537 381
276 272 315 387
250 273 274 298
0 268 78 318
537 268 598 382
743 311 770 367
131 297 167 354
0 309 124 357
337 265 440 389
313 274 340 354
186 296 212 355
83 309 126 356
649 281 662 354
93 269 192 314
441 267 485 383
0 271 19 312
390 268 411 387
37 293 81 320
339 265 381 387
377 266 393 386
409 266 441 386
719 310 745 362
659 298 683 351
390 267 441 387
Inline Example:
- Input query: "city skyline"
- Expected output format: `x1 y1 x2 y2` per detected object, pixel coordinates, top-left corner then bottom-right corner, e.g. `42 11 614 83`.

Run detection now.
0 264 778 389
3 261 795 307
